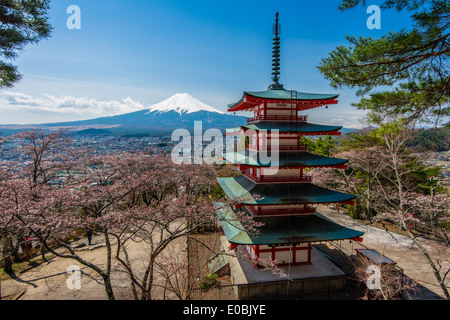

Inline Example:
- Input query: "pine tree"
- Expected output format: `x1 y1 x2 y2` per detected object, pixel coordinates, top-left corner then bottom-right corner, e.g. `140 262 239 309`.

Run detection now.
318 0 449 126
0 0 52 88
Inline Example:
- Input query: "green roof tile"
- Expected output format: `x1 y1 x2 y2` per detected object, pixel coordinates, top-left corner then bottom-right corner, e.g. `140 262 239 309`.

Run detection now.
222 151 348 167
216 203 364 245
217 176 356 205
246 89 339 101
242 121 342 133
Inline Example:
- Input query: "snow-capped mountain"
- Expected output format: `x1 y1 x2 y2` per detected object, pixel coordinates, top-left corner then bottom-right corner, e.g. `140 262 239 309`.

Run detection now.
0 93 246 135
146 93 225 115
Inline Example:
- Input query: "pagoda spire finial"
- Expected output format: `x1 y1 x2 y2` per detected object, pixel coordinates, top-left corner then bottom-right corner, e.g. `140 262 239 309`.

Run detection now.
269 12 284 90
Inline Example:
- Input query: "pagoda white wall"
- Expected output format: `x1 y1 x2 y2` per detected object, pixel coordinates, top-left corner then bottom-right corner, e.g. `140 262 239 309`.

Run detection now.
278 139 297 146
255 244 310 265
247 133 300 149
266 103 292 116
260 167 277 176
257 139 299 149
248 133 298 139
276 250 292 264
260 134 298 149
259 251 271 260
295 249 309 263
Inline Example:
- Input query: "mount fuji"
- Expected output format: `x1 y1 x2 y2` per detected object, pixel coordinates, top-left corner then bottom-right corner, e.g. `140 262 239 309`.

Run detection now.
146 93 225 115
0 93 247 135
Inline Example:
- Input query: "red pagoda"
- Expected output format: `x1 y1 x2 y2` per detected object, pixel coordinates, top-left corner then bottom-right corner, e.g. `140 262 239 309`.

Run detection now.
216 12 364 269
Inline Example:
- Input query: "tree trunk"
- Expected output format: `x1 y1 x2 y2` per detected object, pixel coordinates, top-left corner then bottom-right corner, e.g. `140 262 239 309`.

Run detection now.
141 255 156 300
103 231 115 300
366 172 372 221
1 237 14 273
123 246 138 300
40 242 47 261
102 274 115 300
2 256 13 273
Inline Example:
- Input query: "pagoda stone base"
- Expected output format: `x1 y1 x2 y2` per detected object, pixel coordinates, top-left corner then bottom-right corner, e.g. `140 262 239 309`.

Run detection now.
219 237 347 300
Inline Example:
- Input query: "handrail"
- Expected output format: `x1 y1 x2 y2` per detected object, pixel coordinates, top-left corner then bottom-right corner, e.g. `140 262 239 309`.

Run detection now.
244 173 312 183
247 115 308 123
245 205 316 216
247 144 308 151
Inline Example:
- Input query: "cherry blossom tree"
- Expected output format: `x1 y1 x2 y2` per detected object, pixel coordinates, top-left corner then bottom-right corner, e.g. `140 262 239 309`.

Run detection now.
370 123 450 299
0 129 72 272
375 191 450 300
14 129 72 186
310 147 390 220
111 159 236 300
0 151 154 299
0 179 28 273
311 121 449 299
0 128 264 300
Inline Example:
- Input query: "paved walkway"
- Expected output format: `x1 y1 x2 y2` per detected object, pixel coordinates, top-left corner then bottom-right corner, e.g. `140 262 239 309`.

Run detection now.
318 205 449 300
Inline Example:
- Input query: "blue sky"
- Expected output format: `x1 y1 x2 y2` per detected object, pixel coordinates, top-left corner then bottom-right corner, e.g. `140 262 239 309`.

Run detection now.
0 0 413 127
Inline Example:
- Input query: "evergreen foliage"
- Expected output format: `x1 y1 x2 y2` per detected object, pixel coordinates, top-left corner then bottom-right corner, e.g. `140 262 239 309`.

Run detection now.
319 0 450 126
0 0 52 88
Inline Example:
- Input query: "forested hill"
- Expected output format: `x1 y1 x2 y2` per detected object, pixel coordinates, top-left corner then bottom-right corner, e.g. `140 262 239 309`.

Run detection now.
338 125 449 153
407 126 450 152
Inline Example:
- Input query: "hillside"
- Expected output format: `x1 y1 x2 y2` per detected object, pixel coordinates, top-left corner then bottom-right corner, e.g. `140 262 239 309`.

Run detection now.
407 126 450 152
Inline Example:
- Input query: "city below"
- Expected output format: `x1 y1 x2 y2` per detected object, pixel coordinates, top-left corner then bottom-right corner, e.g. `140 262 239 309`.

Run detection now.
2 133 449 186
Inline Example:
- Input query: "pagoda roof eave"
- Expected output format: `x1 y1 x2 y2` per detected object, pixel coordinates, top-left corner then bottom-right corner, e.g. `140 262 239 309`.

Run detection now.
215 203 364 245
228 90 339 112
222 151 349 168
225 122 343 135
217 176 356 205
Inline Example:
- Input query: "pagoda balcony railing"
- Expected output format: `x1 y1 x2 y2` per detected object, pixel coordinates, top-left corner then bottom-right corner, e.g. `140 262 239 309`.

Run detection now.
247 115 308 123
247 144 308 152
245 205 316 216
244 173 312 183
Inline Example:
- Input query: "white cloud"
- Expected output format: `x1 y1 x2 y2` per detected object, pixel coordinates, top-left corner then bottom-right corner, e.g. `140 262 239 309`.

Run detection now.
0 92 146 116
324 117 366 129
